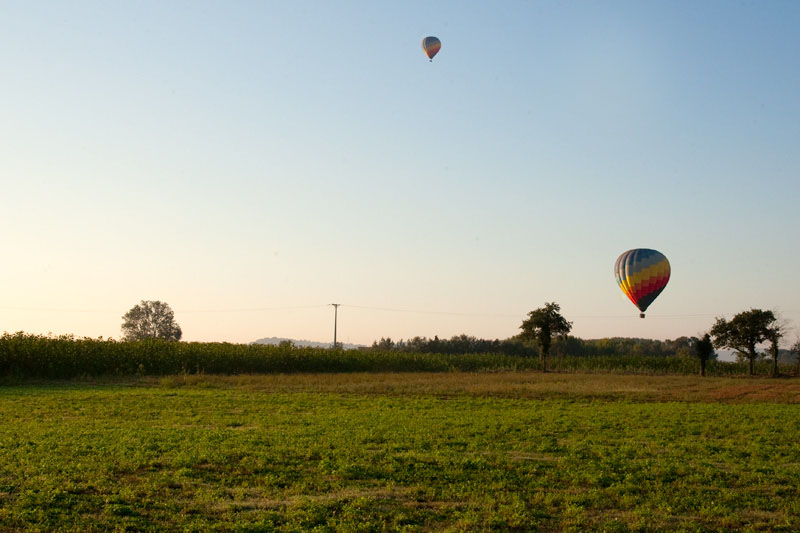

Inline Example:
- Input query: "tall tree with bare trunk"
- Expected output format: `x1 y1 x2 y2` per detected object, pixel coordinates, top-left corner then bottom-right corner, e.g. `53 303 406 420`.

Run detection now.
694 333 715 377
520 302 572 372
710 309 776 376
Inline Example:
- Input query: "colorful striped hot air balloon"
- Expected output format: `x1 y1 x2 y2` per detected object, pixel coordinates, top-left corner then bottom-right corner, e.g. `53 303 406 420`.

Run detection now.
422 36 441 61
614 249 670 318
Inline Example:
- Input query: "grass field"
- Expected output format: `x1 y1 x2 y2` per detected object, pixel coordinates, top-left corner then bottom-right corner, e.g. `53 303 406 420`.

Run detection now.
1 372 799 531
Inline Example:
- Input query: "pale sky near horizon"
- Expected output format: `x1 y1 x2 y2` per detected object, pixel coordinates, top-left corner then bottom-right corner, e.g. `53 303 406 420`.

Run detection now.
2 1 799 346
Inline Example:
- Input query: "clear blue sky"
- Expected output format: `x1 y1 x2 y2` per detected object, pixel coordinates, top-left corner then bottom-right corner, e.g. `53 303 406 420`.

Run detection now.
2 1 799 345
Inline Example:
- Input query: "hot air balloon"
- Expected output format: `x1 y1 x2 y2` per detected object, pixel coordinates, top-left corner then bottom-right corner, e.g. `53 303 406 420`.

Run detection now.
614 249 670 318
422 36 441 61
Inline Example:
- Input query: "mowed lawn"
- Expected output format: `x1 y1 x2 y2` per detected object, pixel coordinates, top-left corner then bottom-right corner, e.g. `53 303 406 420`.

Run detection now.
1 373 799 531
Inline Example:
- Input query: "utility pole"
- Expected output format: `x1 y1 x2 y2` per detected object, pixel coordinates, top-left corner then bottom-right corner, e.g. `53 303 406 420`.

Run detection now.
330 303 340 348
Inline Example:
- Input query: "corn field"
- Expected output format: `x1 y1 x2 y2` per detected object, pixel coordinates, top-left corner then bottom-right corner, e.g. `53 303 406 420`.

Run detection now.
0 332 793 379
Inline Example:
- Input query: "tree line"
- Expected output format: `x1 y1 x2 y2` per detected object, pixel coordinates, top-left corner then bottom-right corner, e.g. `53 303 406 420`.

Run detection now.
369 302 800 377
367 333 703 358
118 300 800 378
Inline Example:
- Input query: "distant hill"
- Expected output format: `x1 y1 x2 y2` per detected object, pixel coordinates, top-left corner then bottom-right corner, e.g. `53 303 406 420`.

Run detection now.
251 337 365 350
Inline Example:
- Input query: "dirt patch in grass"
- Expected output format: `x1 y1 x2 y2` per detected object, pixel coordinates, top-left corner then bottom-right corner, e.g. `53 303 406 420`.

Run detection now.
508 452 559 462
209 486 416 512
145 372 800 404
8 371 799 403
704 383 800 402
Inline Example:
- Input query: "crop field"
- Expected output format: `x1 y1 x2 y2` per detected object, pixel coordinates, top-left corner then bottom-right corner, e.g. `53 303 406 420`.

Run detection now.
3 333 795 378
1 372 799 531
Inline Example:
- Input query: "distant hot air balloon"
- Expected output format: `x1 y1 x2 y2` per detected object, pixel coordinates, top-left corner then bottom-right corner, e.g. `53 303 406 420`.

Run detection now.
422 36 441 61
614 249 670 318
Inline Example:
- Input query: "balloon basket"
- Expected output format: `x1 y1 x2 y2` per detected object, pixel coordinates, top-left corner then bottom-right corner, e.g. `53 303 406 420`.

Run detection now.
640 313 645 319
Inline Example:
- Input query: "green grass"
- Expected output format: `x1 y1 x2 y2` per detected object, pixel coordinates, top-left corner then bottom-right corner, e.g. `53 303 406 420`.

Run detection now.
1 373 799 531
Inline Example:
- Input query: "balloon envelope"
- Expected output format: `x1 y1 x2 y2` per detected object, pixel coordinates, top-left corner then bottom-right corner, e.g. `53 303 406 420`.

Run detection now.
422 36 441 61
614 249 670 316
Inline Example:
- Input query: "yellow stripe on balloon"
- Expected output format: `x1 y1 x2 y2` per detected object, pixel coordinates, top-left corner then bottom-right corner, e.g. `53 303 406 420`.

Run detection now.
625 261 669 289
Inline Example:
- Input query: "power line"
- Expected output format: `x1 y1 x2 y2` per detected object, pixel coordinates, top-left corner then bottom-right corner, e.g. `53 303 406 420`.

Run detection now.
0 304 329 314
2 304 796 320
177 304 328 314
341 304 520 318
341 305 728 320
0 306 112 313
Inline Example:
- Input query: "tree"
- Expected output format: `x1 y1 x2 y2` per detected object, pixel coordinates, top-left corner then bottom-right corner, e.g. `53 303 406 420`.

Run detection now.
670 336 699 359
372 337 395 351
765 322 784 378
693 333 715 377
121 300 182 341
710 309 776 376
520 302 573 372
792 339 800 376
